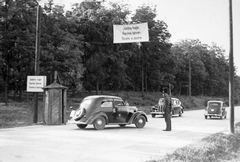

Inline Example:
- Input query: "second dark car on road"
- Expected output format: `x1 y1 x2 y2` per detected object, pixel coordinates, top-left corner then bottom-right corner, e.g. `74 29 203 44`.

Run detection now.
204 100 227 119
150 97 184 118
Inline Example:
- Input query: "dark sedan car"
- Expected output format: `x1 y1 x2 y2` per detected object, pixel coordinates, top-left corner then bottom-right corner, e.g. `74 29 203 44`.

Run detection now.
204 100 227 119
68 95 148 130
150 97 184 118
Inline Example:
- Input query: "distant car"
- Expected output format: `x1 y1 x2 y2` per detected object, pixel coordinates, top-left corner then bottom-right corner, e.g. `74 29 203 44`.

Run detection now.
204 101 227 119
150 97 184 118
68 95 148 130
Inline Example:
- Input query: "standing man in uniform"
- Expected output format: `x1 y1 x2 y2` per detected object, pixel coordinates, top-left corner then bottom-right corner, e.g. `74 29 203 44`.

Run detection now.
163 92 172 131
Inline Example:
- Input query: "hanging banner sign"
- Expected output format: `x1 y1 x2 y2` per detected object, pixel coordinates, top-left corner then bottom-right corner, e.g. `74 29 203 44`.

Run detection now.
113 22 149 43
27 76 46 92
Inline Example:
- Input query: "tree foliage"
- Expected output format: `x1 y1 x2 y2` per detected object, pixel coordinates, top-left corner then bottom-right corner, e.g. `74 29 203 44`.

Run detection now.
0 0 239 104
171 39 230 96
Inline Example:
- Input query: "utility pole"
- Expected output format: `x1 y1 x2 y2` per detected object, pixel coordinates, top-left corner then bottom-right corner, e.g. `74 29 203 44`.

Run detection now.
34 4 41 123
229 0 234 134
188 53 191 97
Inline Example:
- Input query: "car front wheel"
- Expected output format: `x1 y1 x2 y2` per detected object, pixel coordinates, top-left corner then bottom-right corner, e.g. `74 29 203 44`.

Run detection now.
135 116 146 128
179 112 182 117
93 116 106 130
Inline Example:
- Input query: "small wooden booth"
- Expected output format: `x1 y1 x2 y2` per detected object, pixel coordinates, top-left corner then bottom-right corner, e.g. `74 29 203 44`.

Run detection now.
42 79 68 125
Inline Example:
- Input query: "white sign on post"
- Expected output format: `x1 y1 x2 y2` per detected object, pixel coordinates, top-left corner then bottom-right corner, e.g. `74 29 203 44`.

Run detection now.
27 76 46 92
113 22 149 43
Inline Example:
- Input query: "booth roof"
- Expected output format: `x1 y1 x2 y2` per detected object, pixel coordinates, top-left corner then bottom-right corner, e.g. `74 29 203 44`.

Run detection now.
42 82 68 89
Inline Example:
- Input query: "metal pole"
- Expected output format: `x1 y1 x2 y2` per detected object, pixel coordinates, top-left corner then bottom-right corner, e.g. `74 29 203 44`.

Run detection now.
189 54 191 97
169 83 171 96
34 4 41 123
229 0 234 133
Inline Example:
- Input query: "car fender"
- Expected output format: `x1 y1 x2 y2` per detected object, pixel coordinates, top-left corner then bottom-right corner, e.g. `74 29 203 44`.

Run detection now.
86 112 108 124
129 111 148 124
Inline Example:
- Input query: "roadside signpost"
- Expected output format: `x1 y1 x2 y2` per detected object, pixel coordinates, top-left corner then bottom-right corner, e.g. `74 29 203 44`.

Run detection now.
27 76 46 92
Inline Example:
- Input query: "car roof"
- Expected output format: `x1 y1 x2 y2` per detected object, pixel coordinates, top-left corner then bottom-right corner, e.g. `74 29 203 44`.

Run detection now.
208 100 223 103
84 95 122 100
159 97 180 100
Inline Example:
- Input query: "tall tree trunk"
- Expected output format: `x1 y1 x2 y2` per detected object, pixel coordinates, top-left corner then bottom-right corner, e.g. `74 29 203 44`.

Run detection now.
96 80 99 95
101 83 103 94
19 90 22 102
141 65 144 96
145 69 148 94
4 74 8 105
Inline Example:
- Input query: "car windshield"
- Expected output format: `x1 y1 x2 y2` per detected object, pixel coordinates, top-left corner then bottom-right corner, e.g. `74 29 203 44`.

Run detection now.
172 99 177 106
158 98 164 105
158 98 180 106
208 102 221 108
79 99 93 110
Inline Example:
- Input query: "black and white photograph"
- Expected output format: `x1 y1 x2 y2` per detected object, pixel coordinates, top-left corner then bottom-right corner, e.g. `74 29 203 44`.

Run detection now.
1 0 240 161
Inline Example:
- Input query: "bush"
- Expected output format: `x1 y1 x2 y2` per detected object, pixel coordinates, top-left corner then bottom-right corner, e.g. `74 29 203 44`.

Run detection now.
148 129 240 162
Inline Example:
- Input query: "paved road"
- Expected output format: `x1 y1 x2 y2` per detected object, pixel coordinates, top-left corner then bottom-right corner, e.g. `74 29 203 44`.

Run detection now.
0 107 239 162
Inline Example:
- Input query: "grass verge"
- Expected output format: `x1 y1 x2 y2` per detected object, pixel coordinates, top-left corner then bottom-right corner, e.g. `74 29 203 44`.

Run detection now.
0 101 43 128
148 125 240 162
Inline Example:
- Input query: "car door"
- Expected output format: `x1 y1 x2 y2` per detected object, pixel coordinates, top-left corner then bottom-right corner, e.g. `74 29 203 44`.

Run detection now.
100 99 126 123
100 99 115 123
113 100 129 123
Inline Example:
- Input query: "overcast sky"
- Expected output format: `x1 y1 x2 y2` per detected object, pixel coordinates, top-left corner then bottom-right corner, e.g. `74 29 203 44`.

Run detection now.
41 0 240 75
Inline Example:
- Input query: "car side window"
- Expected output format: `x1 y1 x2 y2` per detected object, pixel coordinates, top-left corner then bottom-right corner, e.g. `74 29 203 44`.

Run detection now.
101 101 113 108
113 100 124 106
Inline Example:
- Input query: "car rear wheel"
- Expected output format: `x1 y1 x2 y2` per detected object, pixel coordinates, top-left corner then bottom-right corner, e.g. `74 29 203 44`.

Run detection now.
135 116 146 128
205 115 207 119
93 116 106 130
119 124 126 127
151 114 156 118
77 124 87 129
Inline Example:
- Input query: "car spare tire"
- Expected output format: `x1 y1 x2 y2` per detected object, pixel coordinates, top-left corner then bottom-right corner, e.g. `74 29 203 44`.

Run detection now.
73 108 86 121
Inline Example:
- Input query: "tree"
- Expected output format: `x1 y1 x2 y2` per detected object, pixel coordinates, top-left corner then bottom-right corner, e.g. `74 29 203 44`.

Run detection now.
0 0 37 103
172 39 229 96
70 1 131 93
40 2 85 92
130 4 172 93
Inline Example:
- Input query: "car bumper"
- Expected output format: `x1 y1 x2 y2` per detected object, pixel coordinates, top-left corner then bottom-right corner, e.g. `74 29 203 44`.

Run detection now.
67 118 88 124
204 113 223 117
150 111 164 115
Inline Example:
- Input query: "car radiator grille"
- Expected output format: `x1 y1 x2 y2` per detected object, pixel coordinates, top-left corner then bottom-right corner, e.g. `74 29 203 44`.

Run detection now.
159 106 163 112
